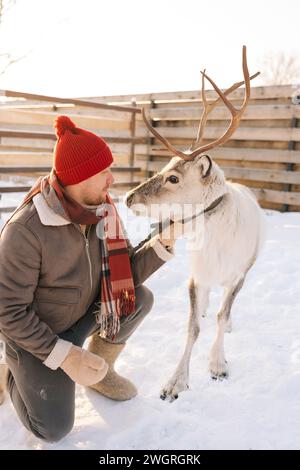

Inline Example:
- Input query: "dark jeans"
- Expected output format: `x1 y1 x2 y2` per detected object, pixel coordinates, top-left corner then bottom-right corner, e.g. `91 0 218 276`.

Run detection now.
5 285 154 442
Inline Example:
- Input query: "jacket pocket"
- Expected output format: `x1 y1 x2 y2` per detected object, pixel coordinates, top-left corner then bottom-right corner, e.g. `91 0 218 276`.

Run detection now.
34 286 81 333
35 286 81 304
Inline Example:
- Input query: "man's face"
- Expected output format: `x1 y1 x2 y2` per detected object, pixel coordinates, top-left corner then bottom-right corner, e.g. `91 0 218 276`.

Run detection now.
83 165 115 205
66 165 115 206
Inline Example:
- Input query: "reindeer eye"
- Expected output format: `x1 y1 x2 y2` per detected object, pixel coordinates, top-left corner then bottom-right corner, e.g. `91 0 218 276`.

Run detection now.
167 175 179 184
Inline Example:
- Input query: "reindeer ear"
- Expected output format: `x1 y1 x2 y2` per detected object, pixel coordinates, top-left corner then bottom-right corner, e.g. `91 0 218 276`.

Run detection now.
196 154 212 178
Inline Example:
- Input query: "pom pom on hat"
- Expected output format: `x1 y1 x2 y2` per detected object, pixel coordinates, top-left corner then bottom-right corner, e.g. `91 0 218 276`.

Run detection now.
54 115 77 139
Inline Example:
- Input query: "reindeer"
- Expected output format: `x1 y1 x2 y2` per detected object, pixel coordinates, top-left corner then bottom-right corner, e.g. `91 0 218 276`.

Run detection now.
125 46 266 402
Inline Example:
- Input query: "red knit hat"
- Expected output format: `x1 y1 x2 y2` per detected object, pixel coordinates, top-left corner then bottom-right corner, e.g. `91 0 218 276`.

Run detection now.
53 115 114 186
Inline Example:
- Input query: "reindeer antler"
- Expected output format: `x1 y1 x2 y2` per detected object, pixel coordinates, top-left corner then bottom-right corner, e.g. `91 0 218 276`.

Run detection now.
142 46 260 162
141 108 187 159
190 68 260 152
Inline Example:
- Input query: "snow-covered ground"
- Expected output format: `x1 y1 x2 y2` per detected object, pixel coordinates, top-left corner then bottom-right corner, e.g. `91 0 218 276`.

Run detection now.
0 188 300 450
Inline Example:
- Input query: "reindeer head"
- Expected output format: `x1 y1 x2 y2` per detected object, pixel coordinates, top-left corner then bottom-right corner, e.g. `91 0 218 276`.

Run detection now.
126 154 227 221
126 46 259 221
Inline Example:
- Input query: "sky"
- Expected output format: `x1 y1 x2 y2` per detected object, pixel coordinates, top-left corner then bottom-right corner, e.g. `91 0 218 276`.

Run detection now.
0 0 299 99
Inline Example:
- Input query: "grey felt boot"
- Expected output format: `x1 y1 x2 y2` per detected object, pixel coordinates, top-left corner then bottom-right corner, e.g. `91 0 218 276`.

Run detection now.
87 334 137 401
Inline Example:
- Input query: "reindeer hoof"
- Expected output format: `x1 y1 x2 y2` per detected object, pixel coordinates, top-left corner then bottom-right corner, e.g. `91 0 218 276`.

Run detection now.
209 359 229 380
160 377 189 403
159 390 181 403
211 371 228 380
160 391 179 402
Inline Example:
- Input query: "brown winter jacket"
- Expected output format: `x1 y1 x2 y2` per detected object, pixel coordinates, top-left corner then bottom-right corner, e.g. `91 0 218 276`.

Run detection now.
0 193 174 368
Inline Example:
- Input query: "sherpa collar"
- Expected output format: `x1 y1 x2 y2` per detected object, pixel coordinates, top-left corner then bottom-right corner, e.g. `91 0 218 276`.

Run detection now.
33 193 104 227
33 193 71 226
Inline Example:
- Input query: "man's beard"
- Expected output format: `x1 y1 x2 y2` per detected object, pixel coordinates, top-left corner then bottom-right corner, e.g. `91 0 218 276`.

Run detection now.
82 193 106 207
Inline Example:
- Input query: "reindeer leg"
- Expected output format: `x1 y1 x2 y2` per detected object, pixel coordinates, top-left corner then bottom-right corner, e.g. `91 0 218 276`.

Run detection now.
160 279 210 402
209 277 245 379
225 316 233 333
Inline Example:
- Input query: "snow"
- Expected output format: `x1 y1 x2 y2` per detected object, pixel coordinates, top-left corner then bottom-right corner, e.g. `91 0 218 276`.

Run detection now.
0 191 300 450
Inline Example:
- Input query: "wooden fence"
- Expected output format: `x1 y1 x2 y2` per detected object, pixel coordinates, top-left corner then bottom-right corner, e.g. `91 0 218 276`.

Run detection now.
0 84 300 213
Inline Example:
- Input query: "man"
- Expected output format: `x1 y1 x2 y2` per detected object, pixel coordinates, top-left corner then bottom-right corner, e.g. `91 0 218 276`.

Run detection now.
0 115 176 442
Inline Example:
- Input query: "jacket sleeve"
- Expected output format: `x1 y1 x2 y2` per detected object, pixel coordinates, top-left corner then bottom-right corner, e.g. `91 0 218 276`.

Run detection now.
0 221 59 361
120 216 174 287
129 235 174 287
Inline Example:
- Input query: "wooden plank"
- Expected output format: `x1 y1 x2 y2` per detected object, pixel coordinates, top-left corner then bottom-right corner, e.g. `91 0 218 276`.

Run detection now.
229 179 286 191
0 166 51 173
223 167 300 185
150 147 300 164
148 159 289 174
0 154 52 167
7 100 298 123
111 166 141 172
0 138 55 149
87 85 296 105
0 180 141 193
287 204 300 212
0 186 31 192
215 159 286 171
0 151 52 156
0 198 121 212
146 126 300 142
2 86 296 111
0 109 131 131
0 206 18 213
209 148 300 164
0 142 149 156
259 200 287 211
144 104 300 121
0 103 134 120
147 161 167 172
142 161 300 184
141 98 294 109
148 158 285 174
0 89 141 114
112 181 141 188
0 145 53 152
0 166 141 173
0 129 56 140
0 129 147 144
0 152 138 171
251 188 300 205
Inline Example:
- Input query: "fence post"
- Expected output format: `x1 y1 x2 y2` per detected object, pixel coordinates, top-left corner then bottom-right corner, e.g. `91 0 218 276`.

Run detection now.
147 99 156 178
283 115 299 212
129 98 137 183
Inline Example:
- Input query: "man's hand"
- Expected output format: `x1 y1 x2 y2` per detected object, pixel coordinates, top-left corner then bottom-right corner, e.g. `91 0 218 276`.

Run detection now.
158 220 184 248
60 345 108 386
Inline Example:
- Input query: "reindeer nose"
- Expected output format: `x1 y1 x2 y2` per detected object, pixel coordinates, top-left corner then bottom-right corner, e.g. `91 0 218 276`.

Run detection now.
126 192 134 207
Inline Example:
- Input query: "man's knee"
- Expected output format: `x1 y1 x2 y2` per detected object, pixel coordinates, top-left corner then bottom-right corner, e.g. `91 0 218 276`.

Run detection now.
37 415 74 443
135 285 154 316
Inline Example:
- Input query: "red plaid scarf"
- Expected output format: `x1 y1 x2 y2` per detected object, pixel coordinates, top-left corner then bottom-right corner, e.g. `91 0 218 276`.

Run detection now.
1 169 135 340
